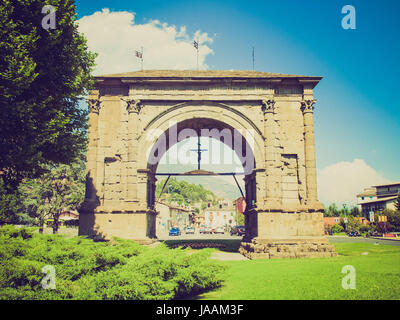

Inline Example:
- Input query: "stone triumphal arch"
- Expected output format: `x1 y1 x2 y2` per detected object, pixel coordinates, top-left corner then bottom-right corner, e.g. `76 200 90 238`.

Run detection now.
79 70 336 259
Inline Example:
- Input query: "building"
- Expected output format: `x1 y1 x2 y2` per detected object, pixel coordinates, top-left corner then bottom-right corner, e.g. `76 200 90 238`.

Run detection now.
155 201 193 236
192 214 205 230
356 187 377 211
324 216 369 227
234 197 246 214
357 182 400 218
204 201 236 230
45 211 79 228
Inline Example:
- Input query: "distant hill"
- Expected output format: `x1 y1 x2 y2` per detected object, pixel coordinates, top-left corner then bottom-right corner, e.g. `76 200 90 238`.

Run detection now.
157 163 244 201
174 176 242 200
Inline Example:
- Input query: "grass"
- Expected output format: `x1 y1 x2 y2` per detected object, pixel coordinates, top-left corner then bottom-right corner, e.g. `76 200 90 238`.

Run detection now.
193 243 400 300
332 232 347 236
3 226 399 300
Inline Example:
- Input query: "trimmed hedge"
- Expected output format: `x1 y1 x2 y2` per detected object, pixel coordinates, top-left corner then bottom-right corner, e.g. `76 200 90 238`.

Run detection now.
0 225 225 300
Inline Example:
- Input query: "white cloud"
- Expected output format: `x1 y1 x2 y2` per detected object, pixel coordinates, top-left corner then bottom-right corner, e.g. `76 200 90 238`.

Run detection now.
317 159 391 206
77 9 214 75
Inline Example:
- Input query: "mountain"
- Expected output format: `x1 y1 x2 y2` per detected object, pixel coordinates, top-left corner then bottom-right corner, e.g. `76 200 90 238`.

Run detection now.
157 163 244 201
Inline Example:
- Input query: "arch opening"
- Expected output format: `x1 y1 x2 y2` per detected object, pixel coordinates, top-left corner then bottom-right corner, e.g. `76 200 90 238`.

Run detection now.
145 117 258 237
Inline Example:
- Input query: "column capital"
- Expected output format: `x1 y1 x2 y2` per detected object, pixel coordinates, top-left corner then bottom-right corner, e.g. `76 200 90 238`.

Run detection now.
301 99 316 114
86 98 101 114
121 98 143 114
261 98 276 115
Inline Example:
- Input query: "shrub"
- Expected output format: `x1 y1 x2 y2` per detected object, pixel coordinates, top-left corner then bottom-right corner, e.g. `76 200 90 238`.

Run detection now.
360 224 370 233
331 224 344 234
0 225 225 300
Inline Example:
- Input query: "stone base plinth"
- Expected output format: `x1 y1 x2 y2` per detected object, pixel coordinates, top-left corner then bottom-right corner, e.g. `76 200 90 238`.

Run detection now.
239 237 337 259
78 211 157 243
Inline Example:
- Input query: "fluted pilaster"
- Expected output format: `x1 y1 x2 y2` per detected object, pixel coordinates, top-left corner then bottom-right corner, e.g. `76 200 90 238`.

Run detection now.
262 98 282 210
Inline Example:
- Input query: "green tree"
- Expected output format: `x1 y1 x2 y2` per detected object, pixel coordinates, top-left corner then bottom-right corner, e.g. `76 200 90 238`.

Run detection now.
156 178 218 208
0 0 96 190
0 178 25 224
235 212 245 226
380 209 400 232
19 159 85 233
324 203 340 217
345 216 363 233
349 206 361 217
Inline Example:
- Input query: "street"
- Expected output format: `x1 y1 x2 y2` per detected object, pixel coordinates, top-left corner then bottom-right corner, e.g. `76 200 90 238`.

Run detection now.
328 235 400 246
158 232 242 241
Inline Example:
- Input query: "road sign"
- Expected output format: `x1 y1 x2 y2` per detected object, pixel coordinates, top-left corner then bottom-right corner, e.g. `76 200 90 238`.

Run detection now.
369 211 374 223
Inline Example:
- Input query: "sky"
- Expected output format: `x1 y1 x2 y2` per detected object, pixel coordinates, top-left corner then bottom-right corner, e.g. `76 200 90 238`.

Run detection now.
74 0 400 206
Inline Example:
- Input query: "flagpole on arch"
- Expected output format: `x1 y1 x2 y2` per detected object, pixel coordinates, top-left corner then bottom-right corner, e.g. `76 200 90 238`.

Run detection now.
135 48 143 71
194 40 199 70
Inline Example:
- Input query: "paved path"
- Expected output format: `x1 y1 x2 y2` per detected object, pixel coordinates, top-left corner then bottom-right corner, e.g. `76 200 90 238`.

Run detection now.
211 251 248 261
328 236 400 246
158 233 241 241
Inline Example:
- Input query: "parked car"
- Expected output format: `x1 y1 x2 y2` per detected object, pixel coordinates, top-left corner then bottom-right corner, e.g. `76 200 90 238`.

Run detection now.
169 227 181 236
185 226 195 234
230 225 245 236
214 226 225 234
204 226 213 234
199 225 205 234
347 231 360 237
366 230 382 237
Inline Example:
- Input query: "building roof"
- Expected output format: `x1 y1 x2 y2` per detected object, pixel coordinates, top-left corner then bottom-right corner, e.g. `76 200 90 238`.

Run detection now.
156 200 191 212
371 182 400 188
357 187 377 197
359 196 397 205
96 69 322 80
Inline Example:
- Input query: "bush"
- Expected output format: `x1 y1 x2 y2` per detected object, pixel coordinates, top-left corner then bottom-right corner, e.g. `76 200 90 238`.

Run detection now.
360 224 370 233
0 225 225 300
331 224 344 234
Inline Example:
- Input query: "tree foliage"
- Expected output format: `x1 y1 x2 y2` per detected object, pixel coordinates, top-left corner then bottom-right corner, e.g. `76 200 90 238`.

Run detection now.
18 159 86 233
0 178 25 225
323 203 361 217
379 209 400 232
331 223 344 234
0 0 96 189
156 178 218 208
235 212 245 225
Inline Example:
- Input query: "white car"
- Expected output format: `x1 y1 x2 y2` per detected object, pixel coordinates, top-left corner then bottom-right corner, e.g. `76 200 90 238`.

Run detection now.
185 226 195 234
214 227 225 234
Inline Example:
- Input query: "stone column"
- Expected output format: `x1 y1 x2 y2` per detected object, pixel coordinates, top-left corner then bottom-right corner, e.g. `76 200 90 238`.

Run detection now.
262 98 282 210
300 99 322 210
82 96 101 210
122 98 142 208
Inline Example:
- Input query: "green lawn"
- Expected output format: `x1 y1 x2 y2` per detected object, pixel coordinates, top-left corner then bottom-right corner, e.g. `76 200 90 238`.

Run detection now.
195 243 400 300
